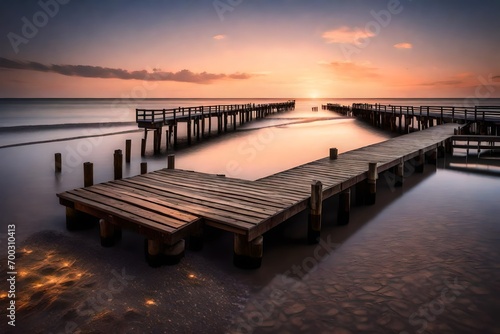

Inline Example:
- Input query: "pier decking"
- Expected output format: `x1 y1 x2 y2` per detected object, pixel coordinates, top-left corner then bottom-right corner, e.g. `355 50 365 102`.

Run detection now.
57 123 457 268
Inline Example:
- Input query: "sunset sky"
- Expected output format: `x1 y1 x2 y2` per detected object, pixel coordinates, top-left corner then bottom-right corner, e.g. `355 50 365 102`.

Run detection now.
1 0 499 98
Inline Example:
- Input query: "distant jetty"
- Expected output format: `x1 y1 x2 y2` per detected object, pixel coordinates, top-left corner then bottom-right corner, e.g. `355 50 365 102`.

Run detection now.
136 101 296 154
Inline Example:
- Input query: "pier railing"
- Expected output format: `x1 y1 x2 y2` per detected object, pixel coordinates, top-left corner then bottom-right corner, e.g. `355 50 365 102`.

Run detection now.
136 101 296 125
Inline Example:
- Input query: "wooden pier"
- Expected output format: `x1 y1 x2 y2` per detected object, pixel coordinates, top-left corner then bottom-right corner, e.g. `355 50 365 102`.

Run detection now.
341 103 500 135
57 123 457 269
136 101 295 154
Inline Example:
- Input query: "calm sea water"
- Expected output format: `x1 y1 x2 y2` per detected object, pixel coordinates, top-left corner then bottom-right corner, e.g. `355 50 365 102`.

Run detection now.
0 98 499 333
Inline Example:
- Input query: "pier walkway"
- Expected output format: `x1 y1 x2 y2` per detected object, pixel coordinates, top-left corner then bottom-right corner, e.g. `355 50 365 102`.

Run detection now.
57 123 457 268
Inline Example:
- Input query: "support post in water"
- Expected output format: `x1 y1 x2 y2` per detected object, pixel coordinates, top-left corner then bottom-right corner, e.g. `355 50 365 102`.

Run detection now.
141 138 146 157
189 224 204 251
427 148 438 166
145 239 162 268
367 162 378 205
99 219 115 247
125 139 132 163
308 180 323 244
338 188 351 225
416 149 425 173
395 160 404 187
167 154 175 170
83 162 94 187
114 149 123 180
233 234 263 269
329 148 338 160
55 153 62 173
163 239 185 265
140 162 148 175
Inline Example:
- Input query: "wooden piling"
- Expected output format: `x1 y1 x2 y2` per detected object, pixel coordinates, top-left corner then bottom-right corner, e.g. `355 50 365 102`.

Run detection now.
329 148 338 160
189 225 204 251
395 160 404 187
416 149 425 173
163 239 185 265
167 154 175 169
99 219 115 247
367 162 378 205
125 139 132 163
55 153 62 173
141 138 146 157
337 188 351 225
308 180 323 244
145 239 162 267
83 162 93 187
233 234 263 269
140 162 147 175
114 149 123 180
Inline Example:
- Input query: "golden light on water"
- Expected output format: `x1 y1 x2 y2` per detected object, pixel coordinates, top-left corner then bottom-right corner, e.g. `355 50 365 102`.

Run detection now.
0 293 7 299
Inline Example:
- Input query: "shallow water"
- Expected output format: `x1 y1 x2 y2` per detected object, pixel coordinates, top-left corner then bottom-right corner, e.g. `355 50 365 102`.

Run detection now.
0 98 499 333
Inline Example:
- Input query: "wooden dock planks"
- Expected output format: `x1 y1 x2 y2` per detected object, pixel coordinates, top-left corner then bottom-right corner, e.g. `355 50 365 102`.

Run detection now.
57 123 457 266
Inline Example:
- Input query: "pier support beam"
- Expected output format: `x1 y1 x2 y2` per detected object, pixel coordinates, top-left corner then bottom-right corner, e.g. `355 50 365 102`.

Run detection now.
189 225 204 251
55 153 62 173
99 219 115 247
427 148 438 166
167 154 175 169
337 188 351 225
329 148 338 160
83 162 93 187
145 239 162 268
367 162 378 205
163 239 185 265
114 149 123 180
395 161 404 187
308 180 323 244
125 139 131 163
415 149 425 173
140 162 148 175
234 234 263 269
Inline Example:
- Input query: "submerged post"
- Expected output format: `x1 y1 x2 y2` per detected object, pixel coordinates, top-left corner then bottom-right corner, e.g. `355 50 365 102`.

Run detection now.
141 138 146 157
145 239 162 268
367 162 378 205
55 153 62 173
114 149 123 180
329 148 338 160
140 162 148 175
83 162 94 187
395 160 404 187
338 188 351 225
416 149 425 173
308 180 323 244
99 219 115 247
234 234 263 269
167 154 175 169
125 139 132 163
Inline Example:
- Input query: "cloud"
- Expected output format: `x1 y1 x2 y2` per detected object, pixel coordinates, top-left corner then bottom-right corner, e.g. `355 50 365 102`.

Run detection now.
322 26 375 45
420 80 462 87
321 60 380 80
213 34 226 40
394 42 413 49
0 57 253 84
